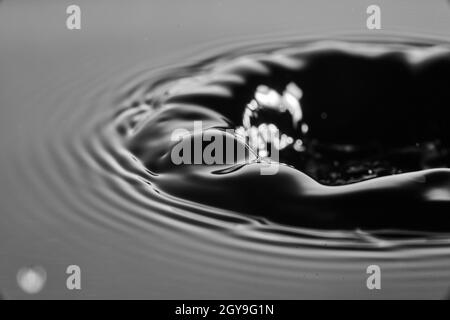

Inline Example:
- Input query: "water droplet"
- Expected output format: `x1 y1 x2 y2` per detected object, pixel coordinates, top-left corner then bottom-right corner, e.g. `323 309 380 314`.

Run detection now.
301 123 309 134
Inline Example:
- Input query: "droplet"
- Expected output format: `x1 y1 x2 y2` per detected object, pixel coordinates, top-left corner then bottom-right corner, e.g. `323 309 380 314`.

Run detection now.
255 85 281 108
301 123 309 134
293 139 304 152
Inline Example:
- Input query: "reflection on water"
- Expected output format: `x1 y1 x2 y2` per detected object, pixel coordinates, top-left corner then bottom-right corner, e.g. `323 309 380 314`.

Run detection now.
1 0 450 299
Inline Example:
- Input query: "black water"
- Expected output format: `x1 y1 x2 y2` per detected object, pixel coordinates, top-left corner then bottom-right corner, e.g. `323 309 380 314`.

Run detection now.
119 40 450 232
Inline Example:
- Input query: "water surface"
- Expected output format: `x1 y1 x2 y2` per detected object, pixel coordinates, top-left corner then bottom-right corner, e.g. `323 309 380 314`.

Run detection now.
1 0 450 299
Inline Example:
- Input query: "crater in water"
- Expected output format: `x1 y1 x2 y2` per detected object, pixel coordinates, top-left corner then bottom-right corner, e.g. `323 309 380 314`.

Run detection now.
115 39 450 233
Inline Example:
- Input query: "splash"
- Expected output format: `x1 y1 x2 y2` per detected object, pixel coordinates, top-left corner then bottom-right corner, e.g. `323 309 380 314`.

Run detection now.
116 40 450 232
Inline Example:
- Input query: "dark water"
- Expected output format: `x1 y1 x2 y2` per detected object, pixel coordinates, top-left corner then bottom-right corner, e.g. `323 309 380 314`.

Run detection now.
118 40 450 232
2 1 450 300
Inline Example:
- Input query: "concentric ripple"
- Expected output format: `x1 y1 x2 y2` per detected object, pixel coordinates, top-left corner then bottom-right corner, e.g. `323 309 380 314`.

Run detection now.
109 39 450 235
4 34 450 299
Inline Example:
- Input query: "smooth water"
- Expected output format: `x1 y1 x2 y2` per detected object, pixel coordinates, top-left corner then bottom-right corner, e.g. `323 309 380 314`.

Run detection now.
1 0 450 299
